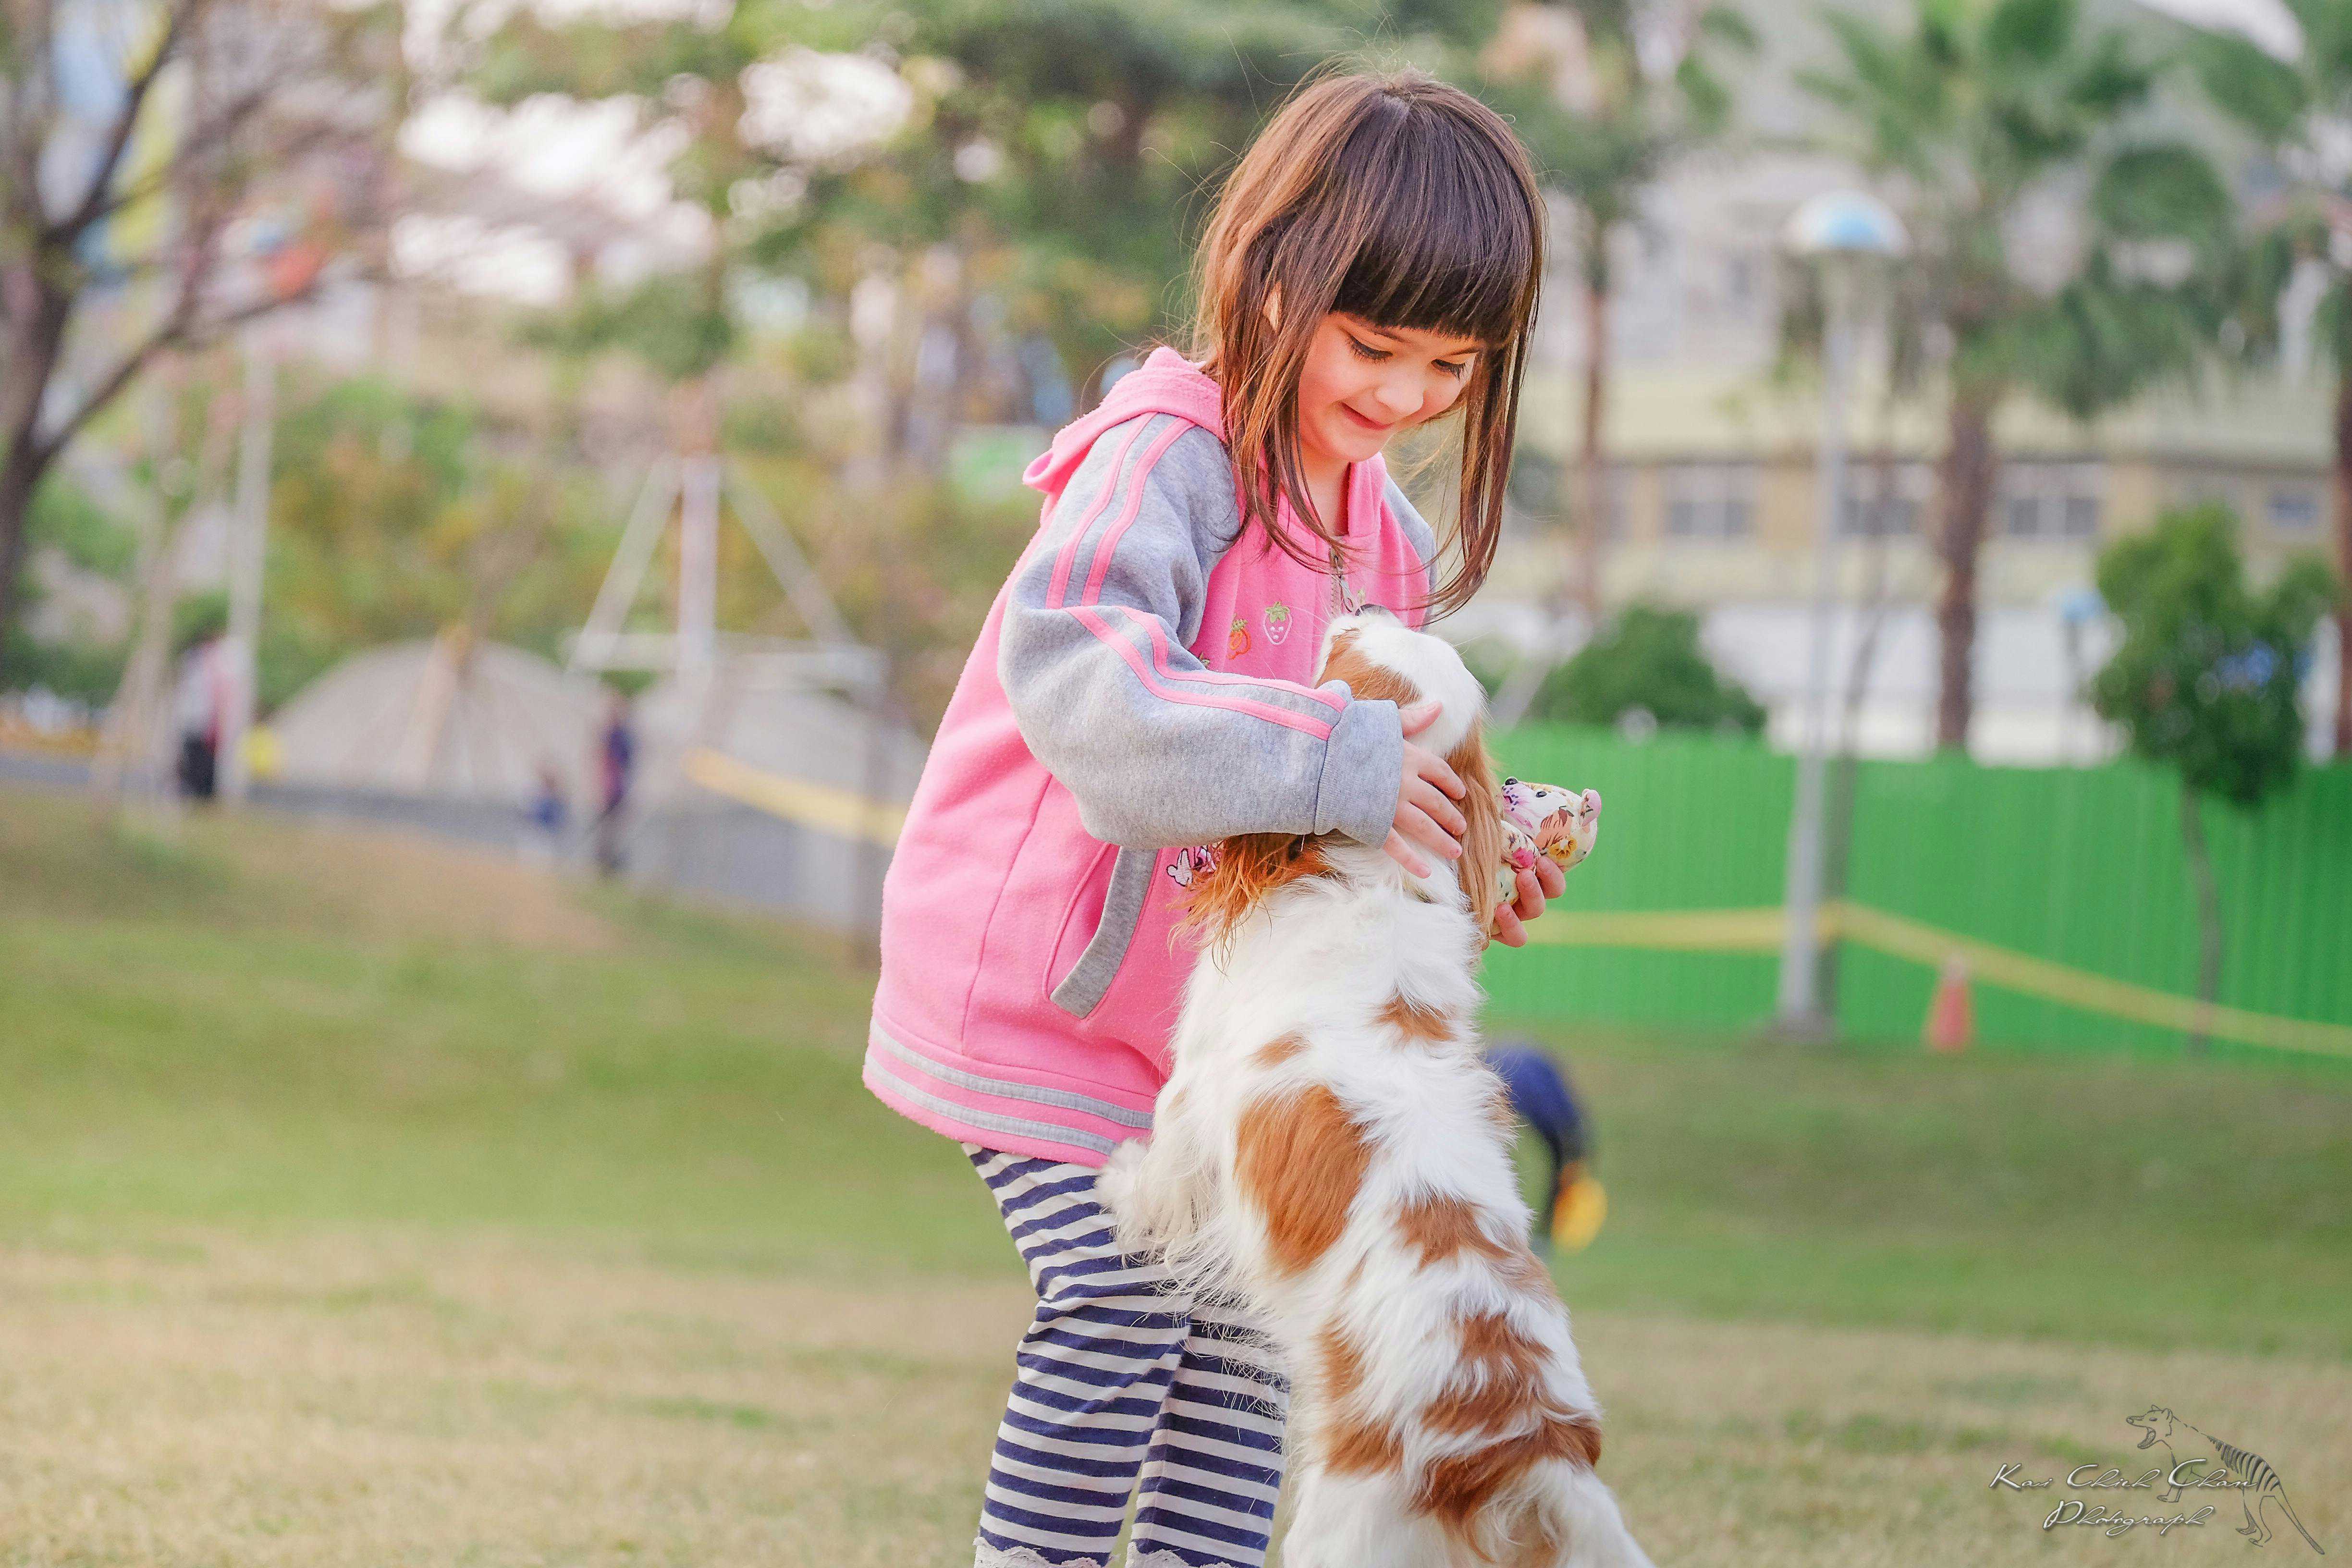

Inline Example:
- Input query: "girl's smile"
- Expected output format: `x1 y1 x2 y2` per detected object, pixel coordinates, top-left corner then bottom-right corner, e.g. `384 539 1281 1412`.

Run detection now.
1296 312 1486 519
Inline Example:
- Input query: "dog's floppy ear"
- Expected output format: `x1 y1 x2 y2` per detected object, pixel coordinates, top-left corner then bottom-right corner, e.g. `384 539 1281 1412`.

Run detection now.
1447 718 1507 938
1183 833 1329 949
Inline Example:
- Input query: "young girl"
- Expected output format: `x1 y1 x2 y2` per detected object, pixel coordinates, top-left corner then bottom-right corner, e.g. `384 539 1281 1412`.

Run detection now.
862 70 1559 1568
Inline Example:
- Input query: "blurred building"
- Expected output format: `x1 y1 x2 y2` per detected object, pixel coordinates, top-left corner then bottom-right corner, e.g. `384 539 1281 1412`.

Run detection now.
1469 0 2339 763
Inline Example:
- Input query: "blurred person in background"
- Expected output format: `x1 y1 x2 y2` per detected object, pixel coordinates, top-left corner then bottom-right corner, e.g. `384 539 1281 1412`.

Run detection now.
526 761 570 862
857 70 1561 1568
172 616 237 802
593 693 634 876
1486 1040 1608 1254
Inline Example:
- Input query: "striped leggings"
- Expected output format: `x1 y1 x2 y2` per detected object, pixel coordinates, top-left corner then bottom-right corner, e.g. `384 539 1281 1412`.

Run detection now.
964 1145 1289 1568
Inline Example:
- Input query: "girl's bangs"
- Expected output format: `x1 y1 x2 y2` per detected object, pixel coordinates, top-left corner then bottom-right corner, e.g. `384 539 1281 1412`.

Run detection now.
1329 107 1538 348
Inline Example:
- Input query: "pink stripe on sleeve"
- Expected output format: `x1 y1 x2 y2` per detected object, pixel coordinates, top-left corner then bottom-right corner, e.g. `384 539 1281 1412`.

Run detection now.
1076 421 1190 607
1046 418 1152 610
1071 605 1335 739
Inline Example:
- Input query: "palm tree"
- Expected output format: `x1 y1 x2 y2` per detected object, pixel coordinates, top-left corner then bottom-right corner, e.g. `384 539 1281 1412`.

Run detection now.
1803 0 2232 749
1481 0 1754 625
2186 0 2352 755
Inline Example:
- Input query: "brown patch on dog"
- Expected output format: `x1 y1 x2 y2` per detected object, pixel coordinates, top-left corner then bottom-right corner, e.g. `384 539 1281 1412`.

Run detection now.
1454 1310 1549 1386
1315 1321 1368 1404
1251 1032 1309 1069
1183 833 1332 946
1378 992 1457 1046
1317 629 1426 709
1414 1309 1605 1544
1397 1195 1509 1269
1235 1085 1369 1276
1311 1321 1405 1478
1446 720 1509 936
1419 1408 1605 1546
1326 1412 1405 1477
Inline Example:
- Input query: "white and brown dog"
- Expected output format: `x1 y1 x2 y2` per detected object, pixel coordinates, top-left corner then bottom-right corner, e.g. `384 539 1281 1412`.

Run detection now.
1101 610 1646 1568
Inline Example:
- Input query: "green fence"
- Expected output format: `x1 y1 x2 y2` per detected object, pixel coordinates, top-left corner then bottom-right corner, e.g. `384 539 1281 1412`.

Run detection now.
1482 726 2352 1061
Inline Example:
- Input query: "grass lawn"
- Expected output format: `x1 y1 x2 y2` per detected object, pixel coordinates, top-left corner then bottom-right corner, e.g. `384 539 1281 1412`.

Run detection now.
2 782 2346 1565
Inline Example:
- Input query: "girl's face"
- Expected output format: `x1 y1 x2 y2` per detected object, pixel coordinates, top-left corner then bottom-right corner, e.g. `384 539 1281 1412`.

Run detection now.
1295 312 1484 472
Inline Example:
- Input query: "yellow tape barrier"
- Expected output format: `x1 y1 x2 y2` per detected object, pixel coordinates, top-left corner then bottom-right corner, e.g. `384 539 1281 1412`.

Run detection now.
682 747 905 849
680 750 2351 1062
1524 900 2352 1061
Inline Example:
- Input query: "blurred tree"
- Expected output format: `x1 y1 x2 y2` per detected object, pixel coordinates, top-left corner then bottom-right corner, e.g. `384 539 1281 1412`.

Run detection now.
2185 0 2352 756
452 1 1518 735
2088 504 2335 1050
0 0 404 648
1804 0 2234 751
1480 0 1754 622
266 375 613 688
1528 600 1765 732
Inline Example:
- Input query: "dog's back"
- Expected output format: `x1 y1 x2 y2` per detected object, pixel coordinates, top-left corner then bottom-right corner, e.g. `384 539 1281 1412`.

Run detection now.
1102 613 1653 1568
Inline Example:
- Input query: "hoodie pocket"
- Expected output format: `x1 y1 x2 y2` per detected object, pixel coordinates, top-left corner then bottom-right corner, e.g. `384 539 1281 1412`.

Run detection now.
1046 845 1156 1020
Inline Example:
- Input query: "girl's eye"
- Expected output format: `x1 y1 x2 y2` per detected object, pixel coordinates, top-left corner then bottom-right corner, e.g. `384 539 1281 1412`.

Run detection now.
1347 337 1391 363
1434 359 1470 380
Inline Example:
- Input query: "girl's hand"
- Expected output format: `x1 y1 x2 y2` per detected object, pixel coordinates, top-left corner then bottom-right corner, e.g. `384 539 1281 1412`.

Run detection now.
1488 855 1568 948
1382 699 1466 877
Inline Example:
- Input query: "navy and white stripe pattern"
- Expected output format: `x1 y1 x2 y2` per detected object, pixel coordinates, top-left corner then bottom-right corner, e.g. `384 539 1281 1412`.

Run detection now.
966 1144 1288 1568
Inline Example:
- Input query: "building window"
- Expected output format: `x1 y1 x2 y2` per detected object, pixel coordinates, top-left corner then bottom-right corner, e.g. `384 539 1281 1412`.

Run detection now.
1664 464 1756 540
2169 473 2242 516
1999 463 2103 540
1839 460 1932 537
2267 486 2323 533
1504 458 1632 540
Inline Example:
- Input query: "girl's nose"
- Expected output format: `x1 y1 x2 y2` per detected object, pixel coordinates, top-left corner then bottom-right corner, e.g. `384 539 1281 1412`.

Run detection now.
1371 376 1421 418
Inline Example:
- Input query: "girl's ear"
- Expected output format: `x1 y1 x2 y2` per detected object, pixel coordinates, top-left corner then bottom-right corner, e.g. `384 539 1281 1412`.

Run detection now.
1183 831 1326 949
1263 283 1282 332
1446 719 1507 937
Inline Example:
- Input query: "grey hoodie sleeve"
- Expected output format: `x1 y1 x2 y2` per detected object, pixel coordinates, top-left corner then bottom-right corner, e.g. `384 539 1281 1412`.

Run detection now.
998 413 1403 850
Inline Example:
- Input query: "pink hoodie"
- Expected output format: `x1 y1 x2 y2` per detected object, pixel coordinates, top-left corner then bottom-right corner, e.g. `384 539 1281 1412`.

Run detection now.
861 348 1433 1165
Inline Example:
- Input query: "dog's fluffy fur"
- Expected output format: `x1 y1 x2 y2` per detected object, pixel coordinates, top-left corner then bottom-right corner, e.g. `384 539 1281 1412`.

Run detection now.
1099 611 1654 1568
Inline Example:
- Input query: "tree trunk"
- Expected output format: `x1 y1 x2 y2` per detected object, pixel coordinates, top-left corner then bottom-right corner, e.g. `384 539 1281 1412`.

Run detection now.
1934 391 1997 751
2177 777 2222 1056
2331 372 2351 759
1574 259 1609 625
0 283 74 643
0 447 49 647
93 501 185 804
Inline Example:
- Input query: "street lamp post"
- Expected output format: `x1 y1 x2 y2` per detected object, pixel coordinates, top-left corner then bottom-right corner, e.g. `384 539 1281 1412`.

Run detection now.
1776 191 1906 1035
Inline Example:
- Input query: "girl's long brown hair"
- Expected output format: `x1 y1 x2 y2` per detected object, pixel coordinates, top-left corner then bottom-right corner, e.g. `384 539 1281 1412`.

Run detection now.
1191 69 1544 619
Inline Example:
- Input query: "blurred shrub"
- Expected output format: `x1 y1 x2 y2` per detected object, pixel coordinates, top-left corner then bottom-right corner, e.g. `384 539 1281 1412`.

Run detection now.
2090 504 2334 808
0 625 125 705
29 475 137 579
1531 602 1766 735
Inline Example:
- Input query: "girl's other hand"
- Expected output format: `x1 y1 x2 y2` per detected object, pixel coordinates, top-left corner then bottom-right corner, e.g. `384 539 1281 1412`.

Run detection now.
1488 854 1568 948
1382 699 1466 877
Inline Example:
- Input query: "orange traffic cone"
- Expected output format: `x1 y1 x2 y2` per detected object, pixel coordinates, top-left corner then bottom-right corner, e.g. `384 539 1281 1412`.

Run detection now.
1924 956 1974 1053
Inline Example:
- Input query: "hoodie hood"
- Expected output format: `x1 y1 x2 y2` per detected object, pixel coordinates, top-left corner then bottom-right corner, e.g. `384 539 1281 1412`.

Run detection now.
1022 347 1225 497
